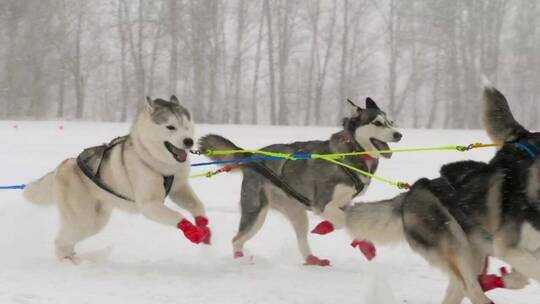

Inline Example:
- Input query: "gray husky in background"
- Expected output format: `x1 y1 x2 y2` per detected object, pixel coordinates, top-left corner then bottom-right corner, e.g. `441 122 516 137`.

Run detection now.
346 84 540 303
199 98 402 266
24 96 210 262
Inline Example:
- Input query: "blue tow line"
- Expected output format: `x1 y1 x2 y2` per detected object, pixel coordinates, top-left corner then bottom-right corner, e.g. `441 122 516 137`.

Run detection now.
190 156 285 167
0 155 288 190
0 184 26 190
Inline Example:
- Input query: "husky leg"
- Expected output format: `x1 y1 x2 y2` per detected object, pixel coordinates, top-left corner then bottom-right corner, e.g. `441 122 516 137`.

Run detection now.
169 183 206 217
277 202 329 266
55 200 112 263
442 278 464 304
170 184 211 244
438 251 492 304
54 165 113 262
312 185 354 235
232 189 269 258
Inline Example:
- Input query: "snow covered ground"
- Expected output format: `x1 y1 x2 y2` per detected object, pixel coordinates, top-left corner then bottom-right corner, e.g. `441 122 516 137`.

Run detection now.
1 121 539 304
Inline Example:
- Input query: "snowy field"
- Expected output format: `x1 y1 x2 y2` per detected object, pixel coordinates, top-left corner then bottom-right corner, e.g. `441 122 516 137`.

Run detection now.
1 121 539 304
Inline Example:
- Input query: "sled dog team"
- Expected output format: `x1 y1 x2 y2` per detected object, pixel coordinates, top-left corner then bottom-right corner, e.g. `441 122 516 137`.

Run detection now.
23 84 540 304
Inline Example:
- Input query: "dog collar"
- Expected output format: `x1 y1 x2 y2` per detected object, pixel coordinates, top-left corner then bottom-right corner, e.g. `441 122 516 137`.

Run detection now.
341 132 378 161
515 141 540 159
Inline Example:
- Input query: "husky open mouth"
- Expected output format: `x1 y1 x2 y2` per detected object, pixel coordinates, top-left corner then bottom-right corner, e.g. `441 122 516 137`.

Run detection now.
164 141 187 162
370 138 392 159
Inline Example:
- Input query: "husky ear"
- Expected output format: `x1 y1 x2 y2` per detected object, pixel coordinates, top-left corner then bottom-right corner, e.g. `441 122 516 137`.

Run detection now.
365 97 380 110
347 99 363 115
145 96 156 113
170 95 179 104
482 84 527 144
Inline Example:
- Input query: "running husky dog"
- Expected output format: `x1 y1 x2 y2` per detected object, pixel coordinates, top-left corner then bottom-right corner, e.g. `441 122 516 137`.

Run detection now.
24 96 210 262
199 98 402 266
345 84 540 304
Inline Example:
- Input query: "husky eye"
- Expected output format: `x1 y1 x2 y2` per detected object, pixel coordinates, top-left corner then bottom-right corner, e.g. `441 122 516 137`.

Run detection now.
373 121 383 127
166 125 176 131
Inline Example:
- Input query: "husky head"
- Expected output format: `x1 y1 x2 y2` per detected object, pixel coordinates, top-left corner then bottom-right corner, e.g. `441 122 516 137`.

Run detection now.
137 95 194 163
343 98 402 158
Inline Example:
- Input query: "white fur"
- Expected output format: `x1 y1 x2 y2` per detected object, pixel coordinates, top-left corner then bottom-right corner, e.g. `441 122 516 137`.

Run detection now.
23 104 206 261
320 184 356 229
519 223 540 254
345 196 405 245
354 114 400 157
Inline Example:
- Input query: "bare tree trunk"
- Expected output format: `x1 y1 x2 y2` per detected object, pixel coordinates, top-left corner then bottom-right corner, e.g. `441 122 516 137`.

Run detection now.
122 0 146 105
304 0 319 125
277 0 293 125
232 0 246 124
250 2 265 125
387 0 398 117
314 1 337 125
338 0 349 120
118 0 129 121
169 0 178 95
208 0 222 123
136 0 145 102
426 46 441 128
73 11 85 119
147 2 165 95
264 0 277 125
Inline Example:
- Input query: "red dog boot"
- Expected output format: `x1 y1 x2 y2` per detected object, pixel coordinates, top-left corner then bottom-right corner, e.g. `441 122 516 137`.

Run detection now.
311 221 334 235
351 239 377 261
195 216 211 245
478 273 505 292
304 255 331 266
177 219 209 244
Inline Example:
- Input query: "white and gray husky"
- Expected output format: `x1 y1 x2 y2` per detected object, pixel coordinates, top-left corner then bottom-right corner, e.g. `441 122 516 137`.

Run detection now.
199 98 402 266
345 85 540 303
24 96 210 262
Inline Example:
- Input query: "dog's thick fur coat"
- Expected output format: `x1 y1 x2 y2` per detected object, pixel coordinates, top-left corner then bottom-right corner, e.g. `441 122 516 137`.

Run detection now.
346 85 540 303
24 96 208 261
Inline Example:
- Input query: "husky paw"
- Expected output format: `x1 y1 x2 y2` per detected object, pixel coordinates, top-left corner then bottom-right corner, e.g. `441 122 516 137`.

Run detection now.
500 267 529 290
351 239 377 261
195 216 212 245
304 255 331 266
62 254 81 265
177 219 209 244
311 221 334 235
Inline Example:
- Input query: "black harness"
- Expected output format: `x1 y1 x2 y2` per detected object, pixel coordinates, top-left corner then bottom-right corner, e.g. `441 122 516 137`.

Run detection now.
76 136 174 202
514 139 540 159
246 136 373 209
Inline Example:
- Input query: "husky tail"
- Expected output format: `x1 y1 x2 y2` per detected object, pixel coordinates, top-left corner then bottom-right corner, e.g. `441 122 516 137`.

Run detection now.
198 134 251 161
23 171 56 206
345 193 406 245
482 79 527 144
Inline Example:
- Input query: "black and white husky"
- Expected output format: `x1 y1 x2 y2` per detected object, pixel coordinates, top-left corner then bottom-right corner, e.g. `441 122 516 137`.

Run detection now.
199 98 402 266
345 85 540 303
24 96 210 262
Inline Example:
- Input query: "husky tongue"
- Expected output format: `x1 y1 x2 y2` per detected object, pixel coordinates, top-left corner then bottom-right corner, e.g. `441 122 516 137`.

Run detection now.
370 138 392 159
165 142 187 162
173 149 187 162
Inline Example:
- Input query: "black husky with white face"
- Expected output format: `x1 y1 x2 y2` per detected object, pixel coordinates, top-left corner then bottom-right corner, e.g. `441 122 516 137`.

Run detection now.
345 85 540 304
